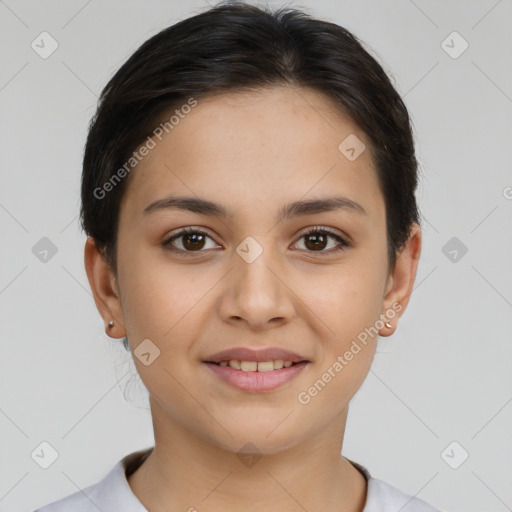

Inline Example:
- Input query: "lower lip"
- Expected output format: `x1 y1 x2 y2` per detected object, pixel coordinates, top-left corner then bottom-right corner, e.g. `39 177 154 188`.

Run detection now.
203 362 309 392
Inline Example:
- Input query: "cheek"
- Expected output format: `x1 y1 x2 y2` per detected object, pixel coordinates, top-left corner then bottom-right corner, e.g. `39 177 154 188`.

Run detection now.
295 274 382 411
305 265 385 344
118 262 205 400
119 245 183 325
297 342 376 419
119 254 217 360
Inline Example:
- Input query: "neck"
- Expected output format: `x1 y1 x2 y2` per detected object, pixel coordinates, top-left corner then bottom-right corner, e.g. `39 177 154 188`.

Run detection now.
128 398 367 512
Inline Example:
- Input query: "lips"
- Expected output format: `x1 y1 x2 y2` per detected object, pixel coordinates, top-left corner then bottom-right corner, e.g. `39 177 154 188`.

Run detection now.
203 346 311 392
204 347 309 364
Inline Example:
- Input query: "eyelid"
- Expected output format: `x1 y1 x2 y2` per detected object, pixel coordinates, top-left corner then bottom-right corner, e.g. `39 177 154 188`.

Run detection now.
163 225 350 256
297 225 349 241
163 226 219 252
294 226 350 252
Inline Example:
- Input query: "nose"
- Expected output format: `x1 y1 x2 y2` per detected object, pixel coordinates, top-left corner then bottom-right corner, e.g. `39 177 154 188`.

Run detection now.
217 244 296 331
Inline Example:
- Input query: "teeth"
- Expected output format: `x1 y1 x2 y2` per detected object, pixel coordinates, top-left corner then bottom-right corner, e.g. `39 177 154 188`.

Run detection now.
256 361 274 372
240 361 258 371
217 360 298 371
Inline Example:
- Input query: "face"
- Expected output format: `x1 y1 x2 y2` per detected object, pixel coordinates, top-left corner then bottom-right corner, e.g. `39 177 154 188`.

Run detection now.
86 85 421 455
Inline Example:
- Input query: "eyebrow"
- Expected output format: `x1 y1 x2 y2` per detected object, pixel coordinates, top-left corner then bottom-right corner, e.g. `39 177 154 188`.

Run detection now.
143 195 367 220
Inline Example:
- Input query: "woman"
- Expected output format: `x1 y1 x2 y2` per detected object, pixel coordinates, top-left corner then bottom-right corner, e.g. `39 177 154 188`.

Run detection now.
34 1 441 510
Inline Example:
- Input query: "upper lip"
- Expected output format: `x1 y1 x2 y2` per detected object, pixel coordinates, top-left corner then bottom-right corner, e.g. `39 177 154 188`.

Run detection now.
204 347 309 363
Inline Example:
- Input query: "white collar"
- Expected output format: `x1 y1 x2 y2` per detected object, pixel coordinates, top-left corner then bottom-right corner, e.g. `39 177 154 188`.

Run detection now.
36 448 440 511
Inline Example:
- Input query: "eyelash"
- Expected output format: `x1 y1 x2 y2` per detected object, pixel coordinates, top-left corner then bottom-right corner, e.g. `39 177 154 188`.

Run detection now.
163 226 350 256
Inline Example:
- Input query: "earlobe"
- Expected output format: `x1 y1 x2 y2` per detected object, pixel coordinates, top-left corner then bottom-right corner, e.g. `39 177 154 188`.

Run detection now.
83 236 126 338
379 223 422 336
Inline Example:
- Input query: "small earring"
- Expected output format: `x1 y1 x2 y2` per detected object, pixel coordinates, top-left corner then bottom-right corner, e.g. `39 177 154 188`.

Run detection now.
108 320 114 328
384 321 392 328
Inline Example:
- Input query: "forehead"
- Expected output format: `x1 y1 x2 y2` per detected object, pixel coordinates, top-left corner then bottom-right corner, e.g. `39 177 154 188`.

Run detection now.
119 86 384 223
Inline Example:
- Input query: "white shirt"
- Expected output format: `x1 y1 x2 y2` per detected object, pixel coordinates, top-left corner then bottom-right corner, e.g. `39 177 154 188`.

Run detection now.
33 448 442 511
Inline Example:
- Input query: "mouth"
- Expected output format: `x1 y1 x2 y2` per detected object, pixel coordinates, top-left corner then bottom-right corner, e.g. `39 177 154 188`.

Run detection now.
204 346 309 365
202 359 310 392
202 346 311 392
204 359 308 371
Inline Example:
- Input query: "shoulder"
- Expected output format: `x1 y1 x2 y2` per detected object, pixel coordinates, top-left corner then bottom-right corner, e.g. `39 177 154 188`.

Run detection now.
349 460 443 512
32 449 151 512
366 477 442 511
32 478 106 512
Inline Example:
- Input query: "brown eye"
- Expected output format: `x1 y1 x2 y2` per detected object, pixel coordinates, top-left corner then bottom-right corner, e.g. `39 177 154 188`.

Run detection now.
304 231 328 251
181 231 206 250
164 227 218 254
295 227 349 254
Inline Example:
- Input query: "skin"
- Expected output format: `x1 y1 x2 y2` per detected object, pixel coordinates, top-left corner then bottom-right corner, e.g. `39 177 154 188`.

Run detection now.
84 85 421 512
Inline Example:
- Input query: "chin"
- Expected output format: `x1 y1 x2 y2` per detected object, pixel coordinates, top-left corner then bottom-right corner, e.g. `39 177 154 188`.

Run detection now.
203 417 310 456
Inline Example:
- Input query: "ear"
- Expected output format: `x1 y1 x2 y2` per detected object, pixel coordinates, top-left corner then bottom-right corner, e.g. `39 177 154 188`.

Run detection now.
379 223 422 336
84 236 126 338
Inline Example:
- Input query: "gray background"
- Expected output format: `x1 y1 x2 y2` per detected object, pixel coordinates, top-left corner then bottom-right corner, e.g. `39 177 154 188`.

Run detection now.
1 0 511 511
